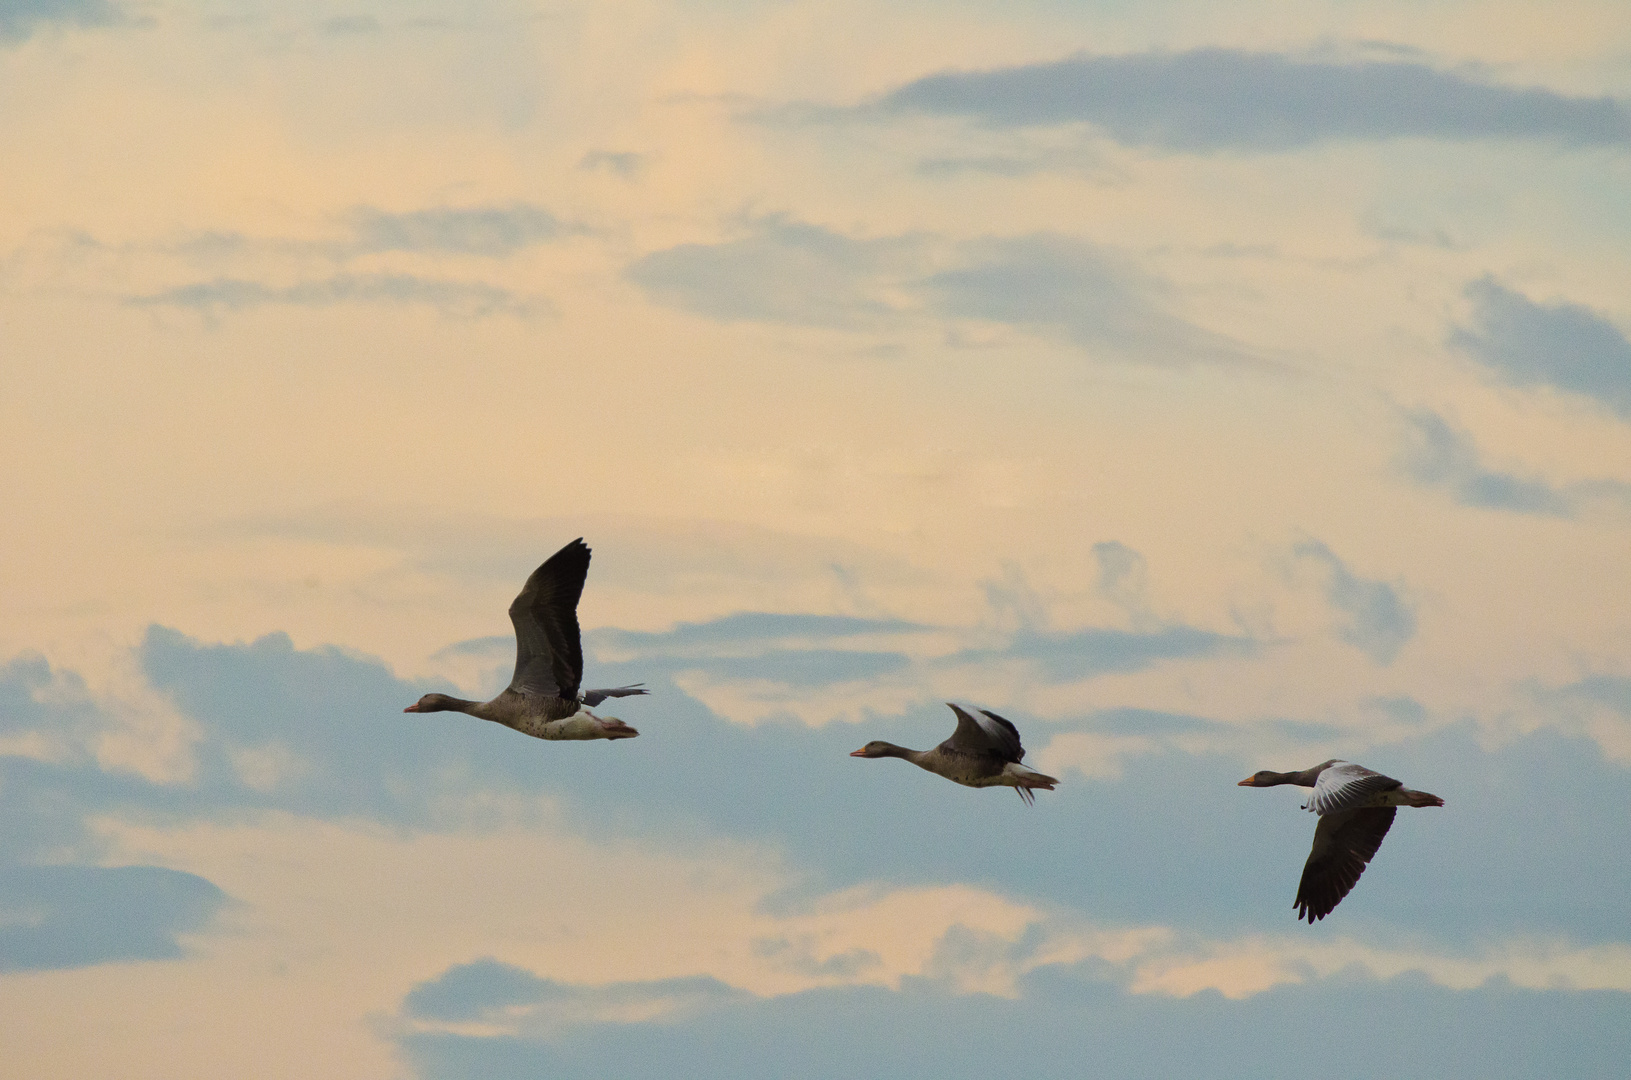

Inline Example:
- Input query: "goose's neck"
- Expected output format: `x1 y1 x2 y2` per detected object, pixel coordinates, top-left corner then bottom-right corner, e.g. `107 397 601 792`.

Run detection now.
878 743 927 763
1261 765 1327 788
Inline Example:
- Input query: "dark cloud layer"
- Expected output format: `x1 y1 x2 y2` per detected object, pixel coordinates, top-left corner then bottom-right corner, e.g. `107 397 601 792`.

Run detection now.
879 49 1631 152
398 970 1631 1080
3 624 1629 976
1451 278 1631 418
0 865 226 972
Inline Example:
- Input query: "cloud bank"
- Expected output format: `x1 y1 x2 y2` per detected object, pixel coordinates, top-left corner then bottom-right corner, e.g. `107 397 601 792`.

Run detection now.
878 49 1631 152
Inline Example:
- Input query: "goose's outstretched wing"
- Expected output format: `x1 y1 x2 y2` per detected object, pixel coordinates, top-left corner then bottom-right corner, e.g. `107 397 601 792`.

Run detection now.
580 684 648 707
944 703 1024 763
1305 761 1402 815
507 539 590 700
1295 806 1396 922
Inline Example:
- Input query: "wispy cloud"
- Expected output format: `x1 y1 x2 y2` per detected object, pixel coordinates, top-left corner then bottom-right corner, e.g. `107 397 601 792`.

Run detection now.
1451 278 1631 419
919 234 1238 364
1290 540 1416 664
345 205 564 257
128 274 546 318
625 217 919 329
402 959 744 1034
628 220 1236 363
1 0 126 44
1397 409 1575 516
877 49 1631 152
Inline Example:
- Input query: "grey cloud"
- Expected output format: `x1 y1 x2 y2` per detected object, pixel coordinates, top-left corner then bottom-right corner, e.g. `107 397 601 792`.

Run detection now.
403 959 743 1033
628 220 1234 363
1291 540 1416 664
1 0 124 43
0 865 227 971
346 205 563 257
128 274 545 317
625 217 916 328
1092 540 1154 626
1398 409 1574 516
1451 278 1631 418
1564 675 1631 715
978 624 1250 682
879 49 1631 152
919 234 1236 363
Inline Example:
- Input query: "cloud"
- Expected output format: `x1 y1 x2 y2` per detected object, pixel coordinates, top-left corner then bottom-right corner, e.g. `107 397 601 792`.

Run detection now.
402 959 743 1032
127 274 545 318
597 613 927 653
345 205 564 257
625 217 917 329
1398 409 1574 516
1451 278 1631 418
9 629 1631 948
952 625 1249 683
877 49 1631 152
918 234 1237 363
1290 540 1416 664
394 968 1631 1080
0 0 125 44
0 864 226 971
629 221 1233 363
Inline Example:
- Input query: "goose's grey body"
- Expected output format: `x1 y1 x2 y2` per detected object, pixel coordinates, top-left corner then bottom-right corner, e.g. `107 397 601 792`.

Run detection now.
851 703 1059 804
404 538 646 741
1239 759 1443 922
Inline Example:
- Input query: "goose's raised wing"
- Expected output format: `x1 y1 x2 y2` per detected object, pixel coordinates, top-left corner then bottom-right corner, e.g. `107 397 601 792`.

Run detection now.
581 684 648 707
944 703 1024 763
1305 761 1402 815
507 539 591 700
1295 807 1396 921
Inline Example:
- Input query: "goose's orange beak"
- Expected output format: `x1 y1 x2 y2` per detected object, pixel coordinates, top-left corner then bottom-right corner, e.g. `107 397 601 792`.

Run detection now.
849 748 868 757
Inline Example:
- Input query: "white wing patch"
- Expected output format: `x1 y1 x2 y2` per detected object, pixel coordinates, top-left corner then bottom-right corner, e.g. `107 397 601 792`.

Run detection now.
1306 761 1401 815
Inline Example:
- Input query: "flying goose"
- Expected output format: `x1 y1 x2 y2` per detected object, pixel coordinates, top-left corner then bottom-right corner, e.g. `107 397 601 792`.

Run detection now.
404 538 646 741
1239 760 1443 922
850 703 1059 804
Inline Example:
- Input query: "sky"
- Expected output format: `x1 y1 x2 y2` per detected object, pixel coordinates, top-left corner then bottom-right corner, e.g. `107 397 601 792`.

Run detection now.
2 0 1630 1076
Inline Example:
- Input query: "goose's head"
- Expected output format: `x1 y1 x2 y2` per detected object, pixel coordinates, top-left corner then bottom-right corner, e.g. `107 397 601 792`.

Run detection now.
404 693 460 713
1238 770 1283 787
849 741 897 758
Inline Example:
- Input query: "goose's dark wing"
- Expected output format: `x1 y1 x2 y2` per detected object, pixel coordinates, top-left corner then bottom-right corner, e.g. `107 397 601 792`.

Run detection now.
580 684 648 707
1295 806 1396 922
1306 761 1402 815
944 703 1024 763
507 539 591 700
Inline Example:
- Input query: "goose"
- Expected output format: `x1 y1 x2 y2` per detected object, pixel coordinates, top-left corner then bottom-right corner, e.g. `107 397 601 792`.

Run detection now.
850 703 1059 804
404 538 646 741
1239 760 1443 922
